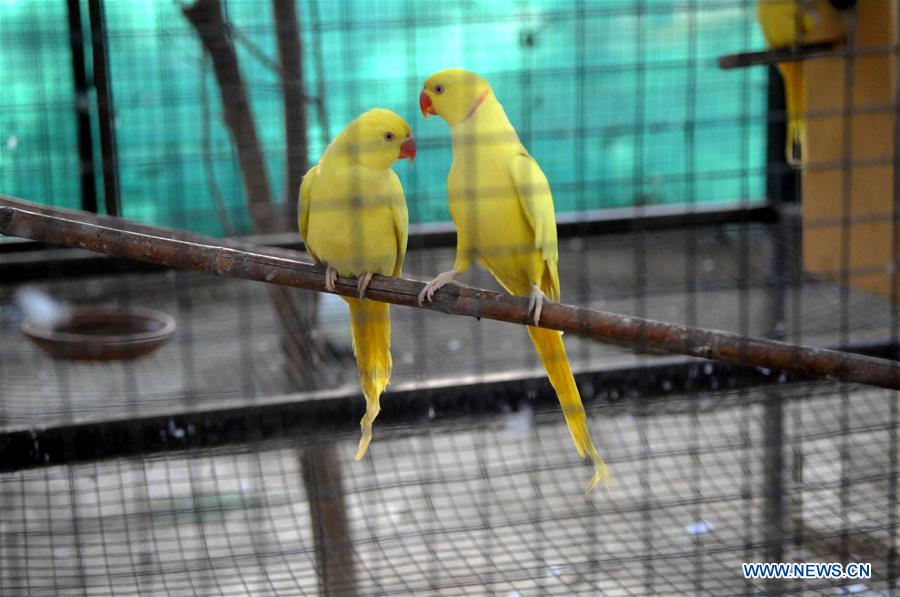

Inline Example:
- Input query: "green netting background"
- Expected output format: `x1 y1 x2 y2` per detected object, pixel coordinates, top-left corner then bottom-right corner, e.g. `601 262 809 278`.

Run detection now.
0 0 767 236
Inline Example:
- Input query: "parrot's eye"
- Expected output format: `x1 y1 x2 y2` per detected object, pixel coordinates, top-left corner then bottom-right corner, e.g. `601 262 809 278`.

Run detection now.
383 132 395 142
434 84 445 94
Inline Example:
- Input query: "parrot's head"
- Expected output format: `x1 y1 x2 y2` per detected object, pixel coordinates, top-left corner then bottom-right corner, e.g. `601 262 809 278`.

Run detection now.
420 69 492 127
341 108 416 170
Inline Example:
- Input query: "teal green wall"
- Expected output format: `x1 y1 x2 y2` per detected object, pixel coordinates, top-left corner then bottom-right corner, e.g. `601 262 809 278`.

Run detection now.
0 0 767 235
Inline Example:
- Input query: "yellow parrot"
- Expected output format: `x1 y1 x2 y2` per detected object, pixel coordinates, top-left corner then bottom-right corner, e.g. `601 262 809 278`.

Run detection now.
757 0 849 166
417 68 608 491
299 108 416 460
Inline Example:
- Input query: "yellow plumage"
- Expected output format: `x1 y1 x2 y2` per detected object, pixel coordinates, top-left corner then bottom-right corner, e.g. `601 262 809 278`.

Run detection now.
345 296 391 459
299 108 413 460
757 0 847 166
757 0 815 166
419 69 608 492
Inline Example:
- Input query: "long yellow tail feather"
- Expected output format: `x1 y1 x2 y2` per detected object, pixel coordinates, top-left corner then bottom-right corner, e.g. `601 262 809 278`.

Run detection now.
346 297 392 461
778 61 806 167
527 326 609 493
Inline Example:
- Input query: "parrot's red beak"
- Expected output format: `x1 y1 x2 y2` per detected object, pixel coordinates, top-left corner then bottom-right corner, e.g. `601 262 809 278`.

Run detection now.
399 136 417 163
419 90 436 118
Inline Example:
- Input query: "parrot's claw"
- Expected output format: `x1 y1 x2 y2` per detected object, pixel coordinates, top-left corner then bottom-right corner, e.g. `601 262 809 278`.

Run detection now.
357 272 375 299
417 269 460 306
324 266 338 292
527 284 548 326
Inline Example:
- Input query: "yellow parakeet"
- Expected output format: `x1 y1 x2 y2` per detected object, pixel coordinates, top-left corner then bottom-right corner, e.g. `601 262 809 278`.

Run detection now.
757 0 849 166
417 68 608 492
299 108 415 460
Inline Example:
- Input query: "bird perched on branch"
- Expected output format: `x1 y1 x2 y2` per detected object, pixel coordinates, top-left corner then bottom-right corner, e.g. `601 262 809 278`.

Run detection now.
299 108 415 460
417 68 608 492
756 0 852 166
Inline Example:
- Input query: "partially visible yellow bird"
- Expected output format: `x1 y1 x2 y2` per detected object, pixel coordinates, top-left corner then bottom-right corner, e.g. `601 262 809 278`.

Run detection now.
757 0 848 166
417 68 608 492
299 108 415 460
758 0 816 166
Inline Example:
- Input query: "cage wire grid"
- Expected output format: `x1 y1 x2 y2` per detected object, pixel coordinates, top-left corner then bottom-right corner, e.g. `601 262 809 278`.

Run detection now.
1 0 899 596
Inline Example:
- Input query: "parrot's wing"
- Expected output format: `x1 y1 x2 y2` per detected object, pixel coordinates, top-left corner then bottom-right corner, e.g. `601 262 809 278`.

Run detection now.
510 154 558 264
387 170 408 278
510 153 560 300
298 164 321 263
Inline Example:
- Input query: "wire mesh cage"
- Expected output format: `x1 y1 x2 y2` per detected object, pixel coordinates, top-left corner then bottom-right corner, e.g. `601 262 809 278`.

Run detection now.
0 0 898 595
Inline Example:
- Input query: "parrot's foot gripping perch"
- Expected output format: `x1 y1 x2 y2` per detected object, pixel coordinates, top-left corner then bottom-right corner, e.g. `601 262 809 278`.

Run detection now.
357 272 374 299
527 284 548 326
417 269 461 305
324 266 338 292
354 393 382 461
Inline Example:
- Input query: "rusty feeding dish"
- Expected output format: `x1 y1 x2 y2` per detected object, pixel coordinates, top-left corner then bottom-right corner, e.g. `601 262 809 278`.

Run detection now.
21 306 176 361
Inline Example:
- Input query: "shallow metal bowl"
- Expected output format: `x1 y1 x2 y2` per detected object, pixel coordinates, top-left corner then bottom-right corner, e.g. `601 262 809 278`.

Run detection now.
22 307 176 361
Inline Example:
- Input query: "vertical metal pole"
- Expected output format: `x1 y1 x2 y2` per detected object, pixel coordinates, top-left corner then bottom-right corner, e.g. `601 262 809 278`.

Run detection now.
66 0 97 213
762 389 786 596
765 66 799 205
763 64 794 596
764 67 790 596
767 64 799 342
87 0 121 216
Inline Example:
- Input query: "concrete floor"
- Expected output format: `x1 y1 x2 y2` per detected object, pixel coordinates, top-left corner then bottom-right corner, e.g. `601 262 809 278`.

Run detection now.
0 383 897 595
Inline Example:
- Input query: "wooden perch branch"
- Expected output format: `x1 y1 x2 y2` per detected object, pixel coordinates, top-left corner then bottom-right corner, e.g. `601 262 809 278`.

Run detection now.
1 202 898 391
718 41 841 70
719 42 899 70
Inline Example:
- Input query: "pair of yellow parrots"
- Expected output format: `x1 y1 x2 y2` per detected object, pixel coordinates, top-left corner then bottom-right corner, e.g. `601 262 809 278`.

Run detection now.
299 68 608 492
298 2 857 489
